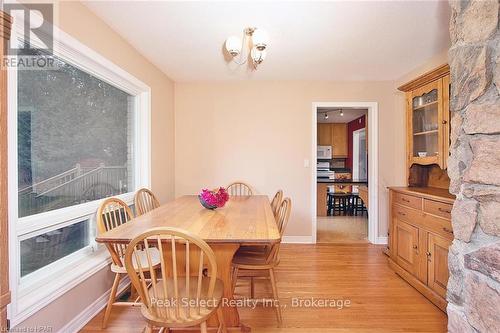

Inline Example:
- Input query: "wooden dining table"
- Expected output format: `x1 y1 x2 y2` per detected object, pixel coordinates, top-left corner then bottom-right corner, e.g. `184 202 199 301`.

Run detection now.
95 194 281 332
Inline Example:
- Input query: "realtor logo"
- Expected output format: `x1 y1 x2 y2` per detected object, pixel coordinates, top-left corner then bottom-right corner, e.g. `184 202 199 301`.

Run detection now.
2 2 54 69
4 2 53 55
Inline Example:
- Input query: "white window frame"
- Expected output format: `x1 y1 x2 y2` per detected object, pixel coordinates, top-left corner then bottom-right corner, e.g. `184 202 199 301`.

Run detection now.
7 11 151 326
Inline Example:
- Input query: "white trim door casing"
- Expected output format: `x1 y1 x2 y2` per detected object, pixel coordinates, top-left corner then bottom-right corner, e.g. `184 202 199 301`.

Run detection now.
311 102 380 244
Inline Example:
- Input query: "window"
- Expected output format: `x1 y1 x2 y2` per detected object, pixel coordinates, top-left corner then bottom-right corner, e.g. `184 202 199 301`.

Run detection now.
20 219 90 276
8 21 150 324
17 49 135 276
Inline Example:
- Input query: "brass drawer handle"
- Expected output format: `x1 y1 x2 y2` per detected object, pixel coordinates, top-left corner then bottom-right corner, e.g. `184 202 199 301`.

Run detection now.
413 245 418 250
443 227 453 234
398 211 406 216
401 198 410 203
426 251 431 257
438 207 451 214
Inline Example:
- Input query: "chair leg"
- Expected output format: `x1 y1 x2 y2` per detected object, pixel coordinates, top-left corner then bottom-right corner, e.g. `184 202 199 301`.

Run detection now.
102 272 121 328
144 322 153 333
130 281 136 299
269 268 283 327
216 306 227 333
200 321 208 333
250 277 255 298
231 267 239 293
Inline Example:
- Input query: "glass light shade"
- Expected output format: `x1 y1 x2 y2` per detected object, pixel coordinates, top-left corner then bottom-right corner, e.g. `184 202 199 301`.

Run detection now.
251 47 266 64
225 36 242 56
252 28 269 50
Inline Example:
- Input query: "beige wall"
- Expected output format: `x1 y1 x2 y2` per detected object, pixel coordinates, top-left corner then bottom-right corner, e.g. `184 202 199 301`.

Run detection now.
13 1 175 330
175 81 406 239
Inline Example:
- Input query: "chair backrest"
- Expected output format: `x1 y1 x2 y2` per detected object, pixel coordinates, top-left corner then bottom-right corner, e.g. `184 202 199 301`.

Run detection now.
124 227 218 322
135 188 160 215
226 181 253 196
275 197 292 236
267 198 291 264
270 190 283 217
96 197 134 266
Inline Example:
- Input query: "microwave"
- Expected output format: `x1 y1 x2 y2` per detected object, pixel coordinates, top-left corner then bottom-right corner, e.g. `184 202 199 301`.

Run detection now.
317 145 332 159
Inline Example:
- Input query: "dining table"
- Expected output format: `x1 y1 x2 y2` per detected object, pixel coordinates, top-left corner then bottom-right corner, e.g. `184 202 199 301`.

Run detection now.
95 194 281 332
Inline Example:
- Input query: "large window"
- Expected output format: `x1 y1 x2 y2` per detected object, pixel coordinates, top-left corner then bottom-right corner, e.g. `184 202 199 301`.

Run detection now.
17 50 135 276
8 20 150 325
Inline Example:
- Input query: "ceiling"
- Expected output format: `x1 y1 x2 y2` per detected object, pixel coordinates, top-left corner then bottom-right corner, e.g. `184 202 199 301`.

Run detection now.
317 108 367 123
84 1 451 82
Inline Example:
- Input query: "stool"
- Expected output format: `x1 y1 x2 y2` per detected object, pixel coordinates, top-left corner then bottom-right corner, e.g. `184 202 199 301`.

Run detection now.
327 193 350 216
351 195 367 216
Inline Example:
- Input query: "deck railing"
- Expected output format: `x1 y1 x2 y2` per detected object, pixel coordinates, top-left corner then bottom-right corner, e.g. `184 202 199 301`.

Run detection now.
18 164 127 217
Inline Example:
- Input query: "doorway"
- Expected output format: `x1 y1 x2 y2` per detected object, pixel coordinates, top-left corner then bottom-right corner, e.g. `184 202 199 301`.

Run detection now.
312 102 379 244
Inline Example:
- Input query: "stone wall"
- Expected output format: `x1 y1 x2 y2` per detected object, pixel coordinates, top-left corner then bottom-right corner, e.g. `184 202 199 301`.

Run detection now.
447 1 500 332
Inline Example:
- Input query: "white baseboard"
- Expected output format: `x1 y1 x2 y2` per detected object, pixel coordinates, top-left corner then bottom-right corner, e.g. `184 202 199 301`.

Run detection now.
375 236 388 245
282 236 314 244
58 278 130 333
282 235 386 245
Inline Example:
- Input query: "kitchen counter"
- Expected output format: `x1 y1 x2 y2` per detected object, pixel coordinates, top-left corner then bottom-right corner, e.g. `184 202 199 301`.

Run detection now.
331 168 352 173
317 178 368 184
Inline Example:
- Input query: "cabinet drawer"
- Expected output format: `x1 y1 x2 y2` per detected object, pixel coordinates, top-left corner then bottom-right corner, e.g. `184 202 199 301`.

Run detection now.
424 199 452 220
393 204 454 240
393 204 422 226
422 213 454 240
393 192 422 210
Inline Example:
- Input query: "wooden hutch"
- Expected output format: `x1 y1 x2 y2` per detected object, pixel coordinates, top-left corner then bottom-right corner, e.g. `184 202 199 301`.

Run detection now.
388 64 454 312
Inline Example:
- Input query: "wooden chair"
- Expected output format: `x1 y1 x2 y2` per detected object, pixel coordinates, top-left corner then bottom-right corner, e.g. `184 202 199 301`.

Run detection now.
226 182 253 196
97 197 161 328
124 227 226 333
135 188 160 215
231 198 291 326
236 190 283 258
270 190 283 218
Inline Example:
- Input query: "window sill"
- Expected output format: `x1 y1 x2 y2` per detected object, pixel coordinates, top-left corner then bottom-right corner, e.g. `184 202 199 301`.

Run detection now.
10 248 111 327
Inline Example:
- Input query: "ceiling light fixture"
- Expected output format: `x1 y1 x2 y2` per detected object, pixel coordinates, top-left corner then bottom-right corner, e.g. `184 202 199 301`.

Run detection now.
225 27 269 69
340 110 344 117
324 112 329 120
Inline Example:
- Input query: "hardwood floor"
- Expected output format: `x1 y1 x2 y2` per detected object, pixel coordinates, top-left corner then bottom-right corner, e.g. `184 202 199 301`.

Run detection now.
80 244 447 333
317 216 368 243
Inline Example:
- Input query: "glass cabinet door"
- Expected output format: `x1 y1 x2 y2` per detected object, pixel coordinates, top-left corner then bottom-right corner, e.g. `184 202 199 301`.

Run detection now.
409 80 443 166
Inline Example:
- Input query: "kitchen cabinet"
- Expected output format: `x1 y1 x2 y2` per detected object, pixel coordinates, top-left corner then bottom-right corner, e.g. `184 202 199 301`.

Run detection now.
331 123 348 157
316 123 348 158
358 186 368 209
398 64 450 170
394 219 419 276
388 187 454 312
316 183 328 217
317 123 333 146
427 232 452 298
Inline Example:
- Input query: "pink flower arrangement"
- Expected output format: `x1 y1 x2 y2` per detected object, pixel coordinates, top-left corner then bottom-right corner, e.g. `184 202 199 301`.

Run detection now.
198 187 229 209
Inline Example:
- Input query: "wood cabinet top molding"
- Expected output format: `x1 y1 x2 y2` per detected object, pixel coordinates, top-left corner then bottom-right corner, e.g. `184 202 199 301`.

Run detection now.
398 64 450 92
388 186 455 204
0 11 12 41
